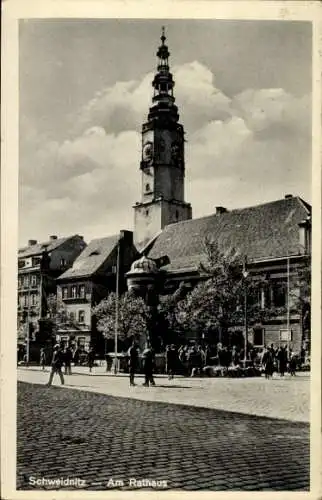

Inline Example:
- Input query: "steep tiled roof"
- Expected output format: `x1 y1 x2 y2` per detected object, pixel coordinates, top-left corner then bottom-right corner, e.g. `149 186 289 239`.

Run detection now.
58 235 119 280
18 236 71 258
147 197 311 272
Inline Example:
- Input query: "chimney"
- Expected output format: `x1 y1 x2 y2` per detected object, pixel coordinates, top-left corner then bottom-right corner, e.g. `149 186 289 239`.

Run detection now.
298 217 311 254
284 194 293 199
28 239 37 246
120 230 133 244
215 206 227 215
49 235 58 241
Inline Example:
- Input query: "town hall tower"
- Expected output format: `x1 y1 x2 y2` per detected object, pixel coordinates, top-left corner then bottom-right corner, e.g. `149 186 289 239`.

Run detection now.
134 28 192 250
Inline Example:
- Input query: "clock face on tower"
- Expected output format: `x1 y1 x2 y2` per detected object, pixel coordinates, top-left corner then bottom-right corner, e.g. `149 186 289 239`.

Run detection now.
143 142 153 163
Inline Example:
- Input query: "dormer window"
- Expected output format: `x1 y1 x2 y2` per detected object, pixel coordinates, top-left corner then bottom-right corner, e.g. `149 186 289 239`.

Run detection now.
89 250 100 256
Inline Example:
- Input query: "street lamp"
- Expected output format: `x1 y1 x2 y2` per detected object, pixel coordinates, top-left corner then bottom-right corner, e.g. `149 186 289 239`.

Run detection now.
242 257 249 368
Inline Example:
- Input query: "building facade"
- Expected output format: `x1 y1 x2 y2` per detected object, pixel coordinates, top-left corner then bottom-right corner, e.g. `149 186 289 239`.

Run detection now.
133 28 192 251
56 230 139 351
17 234 86 344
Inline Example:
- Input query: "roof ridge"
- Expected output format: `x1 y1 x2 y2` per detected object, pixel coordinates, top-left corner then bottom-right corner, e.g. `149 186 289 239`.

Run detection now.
164 196 308 230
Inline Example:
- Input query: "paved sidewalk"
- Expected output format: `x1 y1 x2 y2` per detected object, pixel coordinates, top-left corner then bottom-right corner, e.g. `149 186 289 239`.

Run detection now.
18 367 309 422
17 382 309 491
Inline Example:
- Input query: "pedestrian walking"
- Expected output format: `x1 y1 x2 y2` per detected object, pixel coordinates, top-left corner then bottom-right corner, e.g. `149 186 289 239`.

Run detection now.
88 347 95 373
262 347 274 379
166 344 176 380
64 346 73 375
289 350 297 376
47 344 65 386
128 340 139 386
142 343 155 386
39 348 46 371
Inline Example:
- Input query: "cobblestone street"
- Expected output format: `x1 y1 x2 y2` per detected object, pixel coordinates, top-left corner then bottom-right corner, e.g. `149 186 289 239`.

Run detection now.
17 380 309 491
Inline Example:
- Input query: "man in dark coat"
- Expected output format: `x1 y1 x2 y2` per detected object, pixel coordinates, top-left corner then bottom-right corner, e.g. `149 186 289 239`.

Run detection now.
47 344 65 386
277 346 287 377
128 340 139 386
142 342 156 386
64 346 73 375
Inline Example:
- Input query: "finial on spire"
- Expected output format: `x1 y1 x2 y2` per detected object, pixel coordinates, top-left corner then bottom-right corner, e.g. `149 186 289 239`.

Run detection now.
161 26 166 45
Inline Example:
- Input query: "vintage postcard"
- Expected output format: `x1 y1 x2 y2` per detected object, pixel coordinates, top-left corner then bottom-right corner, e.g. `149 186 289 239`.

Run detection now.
1 1 321 499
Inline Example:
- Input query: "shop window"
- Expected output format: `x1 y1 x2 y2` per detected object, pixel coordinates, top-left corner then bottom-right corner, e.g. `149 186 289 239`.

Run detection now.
78 310 85 323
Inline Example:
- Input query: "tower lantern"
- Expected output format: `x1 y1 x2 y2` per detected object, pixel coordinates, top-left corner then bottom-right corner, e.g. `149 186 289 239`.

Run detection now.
133 28 192 251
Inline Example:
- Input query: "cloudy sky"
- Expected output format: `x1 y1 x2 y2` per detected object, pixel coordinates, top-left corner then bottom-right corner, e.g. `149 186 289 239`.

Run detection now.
19 19 312 247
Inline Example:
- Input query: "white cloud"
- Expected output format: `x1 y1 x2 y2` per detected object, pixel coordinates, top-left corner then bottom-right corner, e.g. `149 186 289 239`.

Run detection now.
19 61 311 246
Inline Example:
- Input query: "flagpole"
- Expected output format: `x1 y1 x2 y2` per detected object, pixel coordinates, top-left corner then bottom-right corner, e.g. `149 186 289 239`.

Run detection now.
114 239 120 375
286 255 290 354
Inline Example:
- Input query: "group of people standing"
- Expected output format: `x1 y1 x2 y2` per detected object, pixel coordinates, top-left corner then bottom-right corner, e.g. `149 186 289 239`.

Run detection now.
128 340 156 387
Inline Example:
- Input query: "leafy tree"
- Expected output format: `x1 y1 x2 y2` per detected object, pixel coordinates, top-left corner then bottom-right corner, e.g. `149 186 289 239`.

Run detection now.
92 291 149 347
173 238 270 345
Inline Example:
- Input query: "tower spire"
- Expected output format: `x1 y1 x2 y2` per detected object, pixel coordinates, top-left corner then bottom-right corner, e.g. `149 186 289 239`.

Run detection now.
148 27 179 124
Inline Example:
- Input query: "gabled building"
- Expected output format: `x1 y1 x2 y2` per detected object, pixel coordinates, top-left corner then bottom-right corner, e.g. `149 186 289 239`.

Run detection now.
17 234 86 343
56 230 139 351
143 195 311 352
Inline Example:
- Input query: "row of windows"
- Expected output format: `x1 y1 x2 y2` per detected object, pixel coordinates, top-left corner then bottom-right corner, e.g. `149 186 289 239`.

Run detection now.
18 293 39 307
62 285 86 300
18 275 39 288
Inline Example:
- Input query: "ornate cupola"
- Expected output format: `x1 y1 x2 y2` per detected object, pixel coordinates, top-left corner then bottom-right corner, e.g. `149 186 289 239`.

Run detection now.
147 27 179 125
133 27 192 251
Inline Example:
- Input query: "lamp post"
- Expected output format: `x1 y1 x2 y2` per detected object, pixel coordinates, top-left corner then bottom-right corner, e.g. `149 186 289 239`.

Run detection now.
286 255 291 355
114 239 120 375
242 257 249 368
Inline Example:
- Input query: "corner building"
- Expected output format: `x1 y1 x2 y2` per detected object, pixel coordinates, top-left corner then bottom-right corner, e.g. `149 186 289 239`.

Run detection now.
133 28 192 251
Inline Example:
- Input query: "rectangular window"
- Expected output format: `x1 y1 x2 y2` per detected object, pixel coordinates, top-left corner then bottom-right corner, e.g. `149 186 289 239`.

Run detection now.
60 258 66 267
78 310 85 323
280 329 292 342
31 275 37 287
30 294 36 306
23 276 29 287
71 286 77 298
69 311 75 322
62 287 68 300
272 282 286 308
78 285 85 298
253 327 265 347
23 295 28 307
18 277 23 288
32 257 41 267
